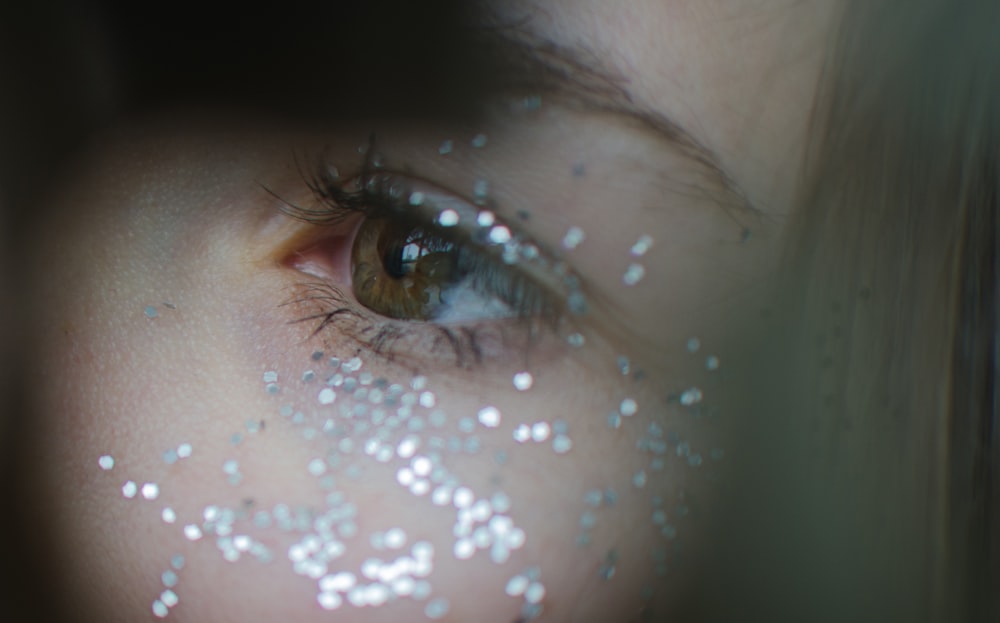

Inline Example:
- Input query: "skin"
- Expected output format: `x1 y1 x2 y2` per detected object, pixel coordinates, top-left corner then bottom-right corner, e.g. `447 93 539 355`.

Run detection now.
23 1 839 621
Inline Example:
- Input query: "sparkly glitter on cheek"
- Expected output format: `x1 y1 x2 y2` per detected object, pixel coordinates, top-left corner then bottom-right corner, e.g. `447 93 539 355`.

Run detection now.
88 130 727 623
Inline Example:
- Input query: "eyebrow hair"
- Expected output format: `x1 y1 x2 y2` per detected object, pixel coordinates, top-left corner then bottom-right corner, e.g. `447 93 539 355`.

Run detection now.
479 24 756 215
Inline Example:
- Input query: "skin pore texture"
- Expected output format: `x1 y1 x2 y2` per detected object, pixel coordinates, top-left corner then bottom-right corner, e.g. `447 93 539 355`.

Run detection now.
24 1 839 622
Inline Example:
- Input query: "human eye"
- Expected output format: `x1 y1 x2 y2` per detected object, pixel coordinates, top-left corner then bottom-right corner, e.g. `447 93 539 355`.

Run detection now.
274 142 586 365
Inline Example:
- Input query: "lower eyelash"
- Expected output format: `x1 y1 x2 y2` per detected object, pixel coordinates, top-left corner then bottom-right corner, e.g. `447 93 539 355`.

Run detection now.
282 279 545 368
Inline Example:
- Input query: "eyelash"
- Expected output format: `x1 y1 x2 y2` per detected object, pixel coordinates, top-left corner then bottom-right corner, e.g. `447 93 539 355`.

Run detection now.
275 146 580 367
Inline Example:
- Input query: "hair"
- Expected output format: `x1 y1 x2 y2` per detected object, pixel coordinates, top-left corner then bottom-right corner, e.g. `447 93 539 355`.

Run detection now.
704 1 1000 622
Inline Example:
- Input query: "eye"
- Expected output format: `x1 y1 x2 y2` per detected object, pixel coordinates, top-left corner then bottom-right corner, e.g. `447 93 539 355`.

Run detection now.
275 157 588 362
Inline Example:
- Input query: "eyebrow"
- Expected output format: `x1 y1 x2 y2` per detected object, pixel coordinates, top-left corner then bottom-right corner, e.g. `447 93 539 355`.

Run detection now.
479 25 755 214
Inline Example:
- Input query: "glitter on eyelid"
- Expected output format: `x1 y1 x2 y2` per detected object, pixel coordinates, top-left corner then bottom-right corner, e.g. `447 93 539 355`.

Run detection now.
630 235 654 257
477 406 501 428
141 483 160 500
513 424 531 443
98 455 115 470
470 133 488 148
477 211 495 227
567 332 585 348
408 191 426 206
706 355 721 370
144 305 159 319
531 422 551 442
122 481 137 498
171 555 185 570
512 372 533 391
623 263 646 286
162 570 177 587
562 226 585 250
620 398 638 417
633 470 648 488
160 590 178 608
524 582 546 604
419 391 436 408
318 591 343 610
437 209 460 227
176 443 192 458
161 508 177 524
489 225 512 244
686 337 701 353
262 370 278 383
183 524 203 541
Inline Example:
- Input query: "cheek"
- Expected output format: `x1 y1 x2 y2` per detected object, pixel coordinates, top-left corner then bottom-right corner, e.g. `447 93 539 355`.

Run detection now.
32 269 723 623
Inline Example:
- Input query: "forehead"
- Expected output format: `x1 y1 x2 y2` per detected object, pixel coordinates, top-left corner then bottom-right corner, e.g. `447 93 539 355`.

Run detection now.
486 0 841 211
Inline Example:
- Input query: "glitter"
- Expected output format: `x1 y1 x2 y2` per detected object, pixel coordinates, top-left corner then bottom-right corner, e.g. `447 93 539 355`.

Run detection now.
620 398 638 417
477 211 495 227
262 370 278 383
491 492 511 514
584 489 603 507
489 225 512 244
223 459 239 475
410 479 431 496
396 467 415 487
477 406 501 428
318 591 342 610
141 483 160 500
567 333 585 347
530 421 551 442
438 139 454 155
162 448 178 464
407 191 426 206
630 235 654 257
342 357 363 373
145 305 159 319
513 372 533 391
365 584 390 606
579 511 597 529
454 538 475 559
161 508 177 524
623 263 646 285
706 355 721 370
412 456 432 477
470 133 488 148
184 524 203 541
152 600 168 618
171 555 185 570
265 383 279 394
411 375 427 390
318 388 336 405
552 435 573 454
711 447 726 461
458 417 476 433
633 470 648 488
384 527 406 549
122 481 137 498
567 291 587 314
419 391 436 408
425 597 450 619
312 350 324 361
308 458 327 476
161 570 177 587
437 208 460 227
507 528 526 549
562 226 585 250
321 572 356 592
161 589 178 608
607 413 622 429
177 443 192 458
680 388 703 406
686 337 701 353
688 453 703 467
453 487 474 509
98 455 115 470
302 370 316 383
525 582 546 604
662 524 678 539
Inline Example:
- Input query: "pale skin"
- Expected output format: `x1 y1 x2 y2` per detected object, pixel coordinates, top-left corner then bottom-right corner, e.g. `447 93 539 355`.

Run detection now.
24 1 839 621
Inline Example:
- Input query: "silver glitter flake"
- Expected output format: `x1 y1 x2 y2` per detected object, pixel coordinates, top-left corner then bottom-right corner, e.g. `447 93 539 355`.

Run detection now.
477 406 501 428
98 455 115 470
623 263 646 286
144 305 159 319
438 209 460 227
630 235 654 257
425 597 451 619
122 481 138 498
470 133 488 148
706 355 721 371
562 226 585 250
177 443 192 458
620 398 638 417
686 337 701 353
512 372 534 391
438 140 453 155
